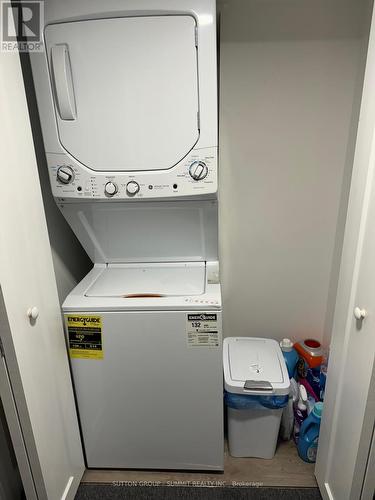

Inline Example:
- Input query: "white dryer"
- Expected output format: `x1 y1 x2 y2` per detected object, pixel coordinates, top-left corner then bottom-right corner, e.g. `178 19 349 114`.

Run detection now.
29 0 223 469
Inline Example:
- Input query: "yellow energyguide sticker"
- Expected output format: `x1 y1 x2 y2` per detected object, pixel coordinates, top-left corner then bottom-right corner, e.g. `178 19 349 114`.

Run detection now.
66 315 103 359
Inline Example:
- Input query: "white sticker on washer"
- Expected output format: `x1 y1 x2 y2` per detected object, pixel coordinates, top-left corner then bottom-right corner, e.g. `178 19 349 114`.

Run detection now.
186 313 219 347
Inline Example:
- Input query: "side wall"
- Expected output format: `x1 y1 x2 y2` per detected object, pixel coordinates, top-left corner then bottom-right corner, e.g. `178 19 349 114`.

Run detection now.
219 0 368 342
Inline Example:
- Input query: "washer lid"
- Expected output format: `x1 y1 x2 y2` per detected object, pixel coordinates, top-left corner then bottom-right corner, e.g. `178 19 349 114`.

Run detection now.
223 338 290 396
60 200 218 265
85 262 205 298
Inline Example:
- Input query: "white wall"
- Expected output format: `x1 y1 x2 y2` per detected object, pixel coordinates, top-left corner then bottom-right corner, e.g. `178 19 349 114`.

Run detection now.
218 0 369 343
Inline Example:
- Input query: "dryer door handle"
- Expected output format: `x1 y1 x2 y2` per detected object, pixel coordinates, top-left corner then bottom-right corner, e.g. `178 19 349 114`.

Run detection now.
51 44 77 121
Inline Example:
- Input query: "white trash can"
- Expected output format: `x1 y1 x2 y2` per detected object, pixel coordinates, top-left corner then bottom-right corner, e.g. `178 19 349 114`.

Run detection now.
223 337 290 459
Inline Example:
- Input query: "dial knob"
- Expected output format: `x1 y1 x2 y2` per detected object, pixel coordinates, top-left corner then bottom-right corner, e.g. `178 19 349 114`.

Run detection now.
57 166 74 184
126 181 140 196
104 181 118 196
189 161 208 181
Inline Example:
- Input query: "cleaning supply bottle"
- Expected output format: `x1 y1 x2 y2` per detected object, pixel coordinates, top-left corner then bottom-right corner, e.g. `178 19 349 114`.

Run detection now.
298 402 323 463
293 384 308 444
294 339 323 369
295 340 323 396
280 338 299 378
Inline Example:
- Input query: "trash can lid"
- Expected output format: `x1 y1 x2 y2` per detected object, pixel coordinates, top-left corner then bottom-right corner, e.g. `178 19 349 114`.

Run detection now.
223 337 290 396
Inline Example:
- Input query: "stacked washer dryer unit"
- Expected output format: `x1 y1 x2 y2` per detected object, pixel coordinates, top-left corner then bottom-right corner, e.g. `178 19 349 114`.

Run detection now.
30 0 223 469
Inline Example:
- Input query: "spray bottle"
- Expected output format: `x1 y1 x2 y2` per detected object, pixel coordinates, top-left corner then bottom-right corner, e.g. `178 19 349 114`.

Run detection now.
293 384 308 444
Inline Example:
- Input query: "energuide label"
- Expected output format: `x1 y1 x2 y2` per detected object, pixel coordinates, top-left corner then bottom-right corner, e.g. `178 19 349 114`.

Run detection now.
186 313 219 347
66 315 103 359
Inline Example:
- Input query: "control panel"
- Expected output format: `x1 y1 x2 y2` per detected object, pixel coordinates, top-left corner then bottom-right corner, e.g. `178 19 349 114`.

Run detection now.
47 147 217 201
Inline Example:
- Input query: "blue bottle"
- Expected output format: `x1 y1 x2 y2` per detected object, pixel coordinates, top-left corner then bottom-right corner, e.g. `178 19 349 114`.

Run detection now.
298 402 323 463
280 338 299 378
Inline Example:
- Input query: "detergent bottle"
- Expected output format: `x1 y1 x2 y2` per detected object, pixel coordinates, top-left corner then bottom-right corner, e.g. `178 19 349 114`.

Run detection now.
279 338 299 378
298 402 323 463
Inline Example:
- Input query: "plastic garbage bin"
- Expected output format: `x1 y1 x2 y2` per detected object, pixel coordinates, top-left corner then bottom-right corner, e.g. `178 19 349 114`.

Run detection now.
223 337 290 459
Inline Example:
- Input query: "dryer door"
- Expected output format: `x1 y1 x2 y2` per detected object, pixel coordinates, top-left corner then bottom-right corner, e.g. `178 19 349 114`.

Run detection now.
45 16 199 172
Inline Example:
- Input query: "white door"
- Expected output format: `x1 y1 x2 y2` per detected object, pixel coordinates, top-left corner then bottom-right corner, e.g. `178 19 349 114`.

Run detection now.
315 4 375 498
0 45 84 499
45 15 199 172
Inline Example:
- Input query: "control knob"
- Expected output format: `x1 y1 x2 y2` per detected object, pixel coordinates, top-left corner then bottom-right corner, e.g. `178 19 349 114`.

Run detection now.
104 181 118 196
57 166 74 184
126 181 140 196
189 161 208 181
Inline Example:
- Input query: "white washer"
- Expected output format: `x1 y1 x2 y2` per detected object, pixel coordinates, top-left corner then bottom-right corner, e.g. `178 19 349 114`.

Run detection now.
63 263 223 469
